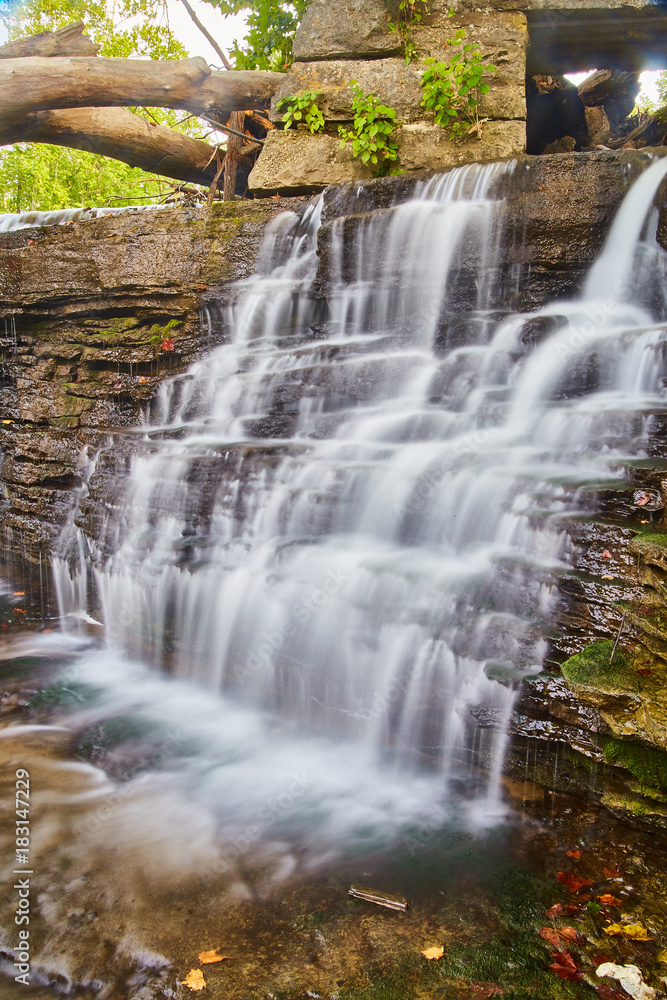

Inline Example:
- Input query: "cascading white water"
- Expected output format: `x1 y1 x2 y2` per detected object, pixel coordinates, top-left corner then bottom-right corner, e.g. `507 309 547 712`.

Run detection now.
52 158 667 863
0 203 165 232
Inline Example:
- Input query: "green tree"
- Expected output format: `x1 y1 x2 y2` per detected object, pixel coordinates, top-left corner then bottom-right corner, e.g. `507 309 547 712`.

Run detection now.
205 0 311 71
0 0 207 213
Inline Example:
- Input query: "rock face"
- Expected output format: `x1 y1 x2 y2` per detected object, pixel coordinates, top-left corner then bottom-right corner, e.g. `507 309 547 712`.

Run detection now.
249 6 527 194
293 0 401 61
0 199 301 557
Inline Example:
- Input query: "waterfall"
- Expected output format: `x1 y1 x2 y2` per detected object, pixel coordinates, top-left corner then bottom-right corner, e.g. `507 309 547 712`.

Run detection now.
51 157 667 862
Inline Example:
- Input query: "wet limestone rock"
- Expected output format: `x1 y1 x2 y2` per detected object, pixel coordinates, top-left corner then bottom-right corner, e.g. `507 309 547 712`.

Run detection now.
293 0 401 62
249 130 368 196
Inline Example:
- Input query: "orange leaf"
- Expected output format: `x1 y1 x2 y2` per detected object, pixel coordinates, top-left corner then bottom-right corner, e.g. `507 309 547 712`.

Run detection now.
421 946 444 960
199 950 227 965
539 927 563 950
598 895 622 907
161 338 175 352
558 926 583 943
12 592 24 596
12 608 27 614
556 872 593 893
545 903 563 920
603 868 621 879
566 850 582 860
601 550 613 560
181 969 206 991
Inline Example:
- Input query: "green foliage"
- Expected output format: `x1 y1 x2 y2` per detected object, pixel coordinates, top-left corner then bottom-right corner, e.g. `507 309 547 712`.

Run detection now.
0 0 206 213
420 14 496 139
205 0 311 71
387 0 428 65
338 83 399 176
277 90 325 133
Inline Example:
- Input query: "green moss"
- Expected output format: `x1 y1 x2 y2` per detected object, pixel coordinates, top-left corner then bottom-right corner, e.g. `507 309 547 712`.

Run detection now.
561 640 636 690
604 738 667 795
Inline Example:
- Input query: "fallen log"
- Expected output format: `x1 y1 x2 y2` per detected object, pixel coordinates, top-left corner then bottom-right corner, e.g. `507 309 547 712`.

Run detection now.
0 21 99 59
0 56 283 126
608 106 667 150
0 106 222 186
577 69 640 128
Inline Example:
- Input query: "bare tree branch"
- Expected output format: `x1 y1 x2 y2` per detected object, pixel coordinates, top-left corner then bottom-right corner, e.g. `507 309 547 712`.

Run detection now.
0 21 99 59
178 0 232 71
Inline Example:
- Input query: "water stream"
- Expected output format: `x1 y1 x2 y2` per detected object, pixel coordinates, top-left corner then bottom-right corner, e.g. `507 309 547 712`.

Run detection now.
46 157 667 873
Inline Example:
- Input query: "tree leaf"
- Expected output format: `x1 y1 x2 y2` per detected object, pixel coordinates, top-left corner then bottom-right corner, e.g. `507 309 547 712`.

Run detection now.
597 895 622 907
556 871 593 893
422 945 444 960
181 969 206 991
545 903 563 920
539 926 563 950
603 922 652 940
199 949 227 964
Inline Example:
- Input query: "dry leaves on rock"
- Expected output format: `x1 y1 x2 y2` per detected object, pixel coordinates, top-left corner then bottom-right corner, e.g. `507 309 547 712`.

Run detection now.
540 926 563 950
198 949 227 965
545 903 563 920
603 923 652 940
598 895 622 907
566 850 582 860
556 871 593 893
421 946 444 960
181 968 206 991
161 338 175 351
548 950 582 982
597 962 656 1000
603 868 621 879
597 985 629 1000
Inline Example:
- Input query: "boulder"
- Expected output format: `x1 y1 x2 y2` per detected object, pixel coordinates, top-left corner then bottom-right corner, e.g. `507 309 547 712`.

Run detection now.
248 130 368 196
396 120 526 172
293 0 401 62
584 105 611 148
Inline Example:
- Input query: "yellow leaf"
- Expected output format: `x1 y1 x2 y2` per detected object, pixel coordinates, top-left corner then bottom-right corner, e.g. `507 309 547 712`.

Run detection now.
181 968 206 990
604 922 651 939
421 946 444 960
199 950 227 965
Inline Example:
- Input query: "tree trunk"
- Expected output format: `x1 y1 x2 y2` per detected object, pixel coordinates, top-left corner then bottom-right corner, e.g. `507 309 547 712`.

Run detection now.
577 69 640 128
0 107 222 186
0 56 283 126
0 21 98 59
223 111 244 201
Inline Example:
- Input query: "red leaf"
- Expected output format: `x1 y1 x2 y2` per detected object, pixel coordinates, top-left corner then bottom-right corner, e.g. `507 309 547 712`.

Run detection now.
564 904 581 915
578 894 592 903
597 987 627 1000
539 927 563 950
636 668 651 677
545 903 563 920
634 492 651 507
556 872 593 893
601 550 613 560
603 868 621 879
161 339 175 352
593 954 614 967
566 850 582 860
548 951 582 982
26 238 36 245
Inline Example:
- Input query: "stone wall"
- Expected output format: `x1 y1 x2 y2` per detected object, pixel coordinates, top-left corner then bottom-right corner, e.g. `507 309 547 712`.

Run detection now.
0 199 301 558
249 0 528 195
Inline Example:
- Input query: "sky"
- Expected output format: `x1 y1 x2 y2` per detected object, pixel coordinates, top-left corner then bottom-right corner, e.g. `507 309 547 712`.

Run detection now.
0 0 247 62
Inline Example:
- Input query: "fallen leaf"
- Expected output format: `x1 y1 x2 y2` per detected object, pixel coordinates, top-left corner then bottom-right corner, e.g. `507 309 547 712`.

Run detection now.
2 419 13 424
546 903 564 919
603 922 652 940
566 850 582 860
12 592 24 596
548 950 582 982
601 550 613 560
636 668 652 677
139 377 147 383
558 926 583 943
466 983 506 999
594 954 615 967
598 895 622 907
539 926 563 950
603 868 621 879
181 968 206 991
597 962 656 1000
564 904 581 915
198 950 227 965
161 338 175 351
197 285 209 290
556 872 593 893
635 492 652 507
601 574 615 580
12 608 27 613
579 894 592 903
597 986 629 1000
26 238 36 245
421 946 444 960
